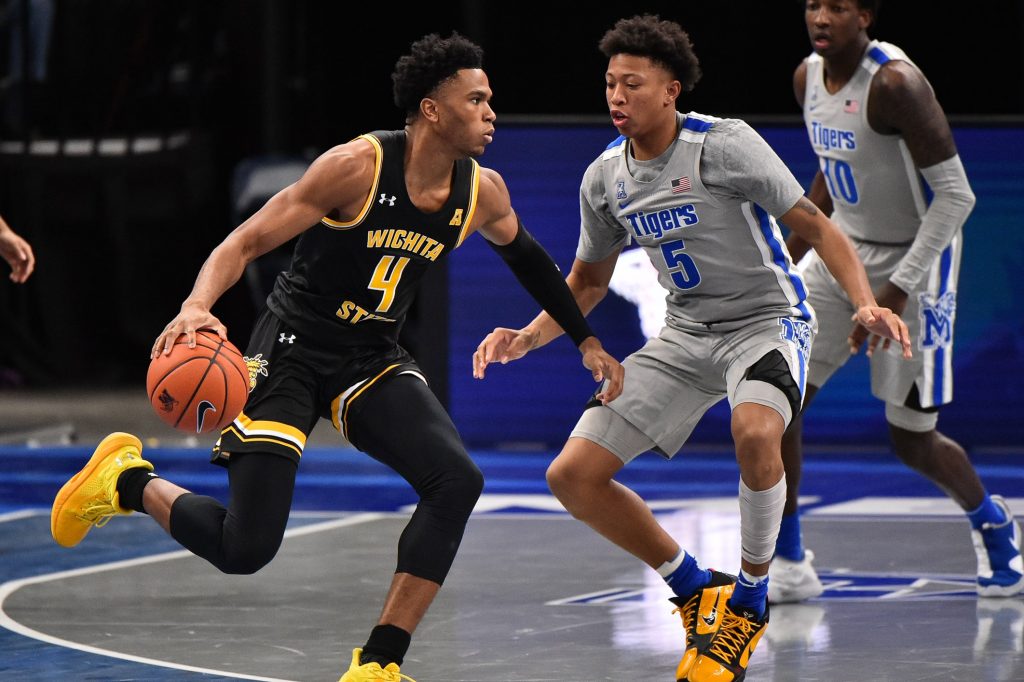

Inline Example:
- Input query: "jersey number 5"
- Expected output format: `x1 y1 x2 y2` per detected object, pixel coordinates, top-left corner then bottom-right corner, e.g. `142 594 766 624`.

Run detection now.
659 239 701 290
368 255 409 312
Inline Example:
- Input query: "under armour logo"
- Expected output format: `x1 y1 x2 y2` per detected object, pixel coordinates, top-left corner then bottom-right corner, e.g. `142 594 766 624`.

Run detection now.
379 193 397 206
278 333 296 344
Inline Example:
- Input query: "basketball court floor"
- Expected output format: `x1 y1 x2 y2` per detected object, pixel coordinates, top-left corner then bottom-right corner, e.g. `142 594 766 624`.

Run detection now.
1 390 1022 681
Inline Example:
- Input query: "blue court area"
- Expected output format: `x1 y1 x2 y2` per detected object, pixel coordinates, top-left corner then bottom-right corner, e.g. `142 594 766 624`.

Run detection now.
4 442 1023 517
3 443 1023 681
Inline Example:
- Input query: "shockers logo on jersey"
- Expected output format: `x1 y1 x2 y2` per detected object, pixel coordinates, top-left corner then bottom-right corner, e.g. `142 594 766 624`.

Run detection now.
919 290 956 349
244 353 269 391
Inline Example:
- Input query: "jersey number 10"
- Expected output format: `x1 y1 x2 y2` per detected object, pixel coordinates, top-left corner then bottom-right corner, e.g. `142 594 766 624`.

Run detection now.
821 157 859 204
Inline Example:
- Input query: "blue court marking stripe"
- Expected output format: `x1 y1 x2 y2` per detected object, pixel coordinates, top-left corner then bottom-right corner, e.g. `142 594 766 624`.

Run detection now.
753 204 812 321
868 46 891 64
682 116 713 133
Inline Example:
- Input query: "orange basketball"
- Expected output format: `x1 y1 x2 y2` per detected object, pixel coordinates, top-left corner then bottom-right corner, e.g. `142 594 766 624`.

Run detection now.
146 330 250 433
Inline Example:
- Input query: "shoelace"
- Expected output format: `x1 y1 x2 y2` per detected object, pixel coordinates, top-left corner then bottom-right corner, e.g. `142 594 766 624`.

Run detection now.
75 500 120 525
706 611 756 660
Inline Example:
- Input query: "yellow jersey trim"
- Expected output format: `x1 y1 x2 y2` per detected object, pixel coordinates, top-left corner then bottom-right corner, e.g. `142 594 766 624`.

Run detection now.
456 159 481 248
232 413 307 448
330 363 402 440
223 425 304 460
321 134 384 230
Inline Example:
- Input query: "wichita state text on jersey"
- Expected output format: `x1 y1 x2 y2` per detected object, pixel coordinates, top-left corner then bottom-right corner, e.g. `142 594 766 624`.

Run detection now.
267 130 480 347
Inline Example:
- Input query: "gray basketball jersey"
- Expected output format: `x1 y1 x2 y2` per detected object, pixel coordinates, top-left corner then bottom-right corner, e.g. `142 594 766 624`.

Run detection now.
582 112 813 332
803 41 928 243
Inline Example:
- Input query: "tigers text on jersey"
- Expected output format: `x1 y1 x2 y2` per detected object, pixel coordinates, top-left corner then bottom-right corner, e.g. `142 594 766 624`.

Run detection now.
592 112 812 333
803 40 929 244
267 130 480 347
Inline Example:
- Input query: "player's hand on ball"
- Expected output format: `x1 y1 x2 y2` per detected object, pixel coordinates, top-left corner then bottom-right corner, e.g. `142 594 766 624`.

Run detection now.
153 304 227 359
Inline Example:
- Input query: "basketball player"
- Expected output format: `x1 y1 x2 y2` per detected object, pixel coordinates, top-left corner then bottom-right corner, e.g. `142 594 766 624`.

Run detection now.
49 33 623 682
769 0 1023 603
0 213 34 283
473 15 910 682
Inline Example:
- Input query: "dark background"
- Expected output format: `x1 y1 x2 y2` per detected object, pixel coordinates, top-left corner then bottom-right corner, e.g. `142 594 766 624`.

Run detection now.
1 0 1022 392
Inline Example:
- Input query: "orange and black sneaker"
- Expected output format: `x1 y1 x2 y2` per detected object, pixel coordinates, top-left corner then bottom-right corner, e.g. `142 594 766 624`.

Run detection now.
669 570 736 681
687 602 769 682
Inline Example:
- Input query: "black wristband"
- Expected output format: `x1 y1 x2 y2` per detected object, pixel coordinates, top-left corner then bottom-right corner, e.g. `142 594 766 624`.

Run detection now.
488 219 594 347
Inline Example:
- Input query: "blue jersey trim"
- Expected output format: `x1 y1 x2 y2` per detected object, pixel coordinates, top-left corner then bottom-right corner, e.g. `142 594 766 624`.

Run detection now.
932 244 954 405
682 117 714 133
605 135 627 151
868 46 891 65
753 204 812 321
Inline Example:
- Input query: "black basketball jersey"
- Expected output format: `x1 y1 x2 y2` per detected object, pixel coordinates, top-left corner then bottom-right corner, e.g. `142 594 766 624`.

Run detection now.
266 130 481 347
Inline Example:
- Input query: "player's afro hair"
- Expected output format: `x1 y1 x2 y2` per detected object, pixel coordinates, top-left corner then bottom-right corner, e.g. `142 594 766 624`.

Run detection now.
392 32 484 115
855 0 881 16
598 15 702 93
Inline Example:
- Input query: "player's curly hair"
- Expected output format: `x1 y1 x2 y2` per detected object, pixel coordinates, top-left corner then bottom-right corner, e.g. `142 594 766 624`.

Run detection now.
855 0 881 15
598 15 702 93
392 32 484 115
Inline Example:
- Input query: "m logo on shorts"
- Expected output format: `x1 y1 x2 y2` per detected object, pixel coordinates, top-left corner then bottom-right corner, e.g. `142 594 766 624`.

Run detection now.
919 291 956 350
779 318 812 361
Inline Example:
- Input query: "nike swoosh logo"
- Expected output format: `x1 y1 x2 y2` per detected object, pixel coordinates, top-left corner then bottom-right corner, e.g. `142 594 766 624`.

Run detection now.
196 400 217 433
618 200 633 210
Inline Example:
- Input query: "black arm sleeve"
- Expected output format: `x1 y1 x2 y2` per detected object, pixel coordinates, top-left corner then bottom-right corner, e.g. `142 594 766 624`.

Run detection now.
487 219 595 347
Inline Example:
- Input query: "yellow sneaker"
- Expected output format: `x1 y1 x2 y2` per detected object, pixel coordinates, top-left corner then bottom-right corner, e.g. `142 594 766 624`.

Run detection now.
50 432 153 547
670 570 736 681
338 648 416 682
687 603 769 682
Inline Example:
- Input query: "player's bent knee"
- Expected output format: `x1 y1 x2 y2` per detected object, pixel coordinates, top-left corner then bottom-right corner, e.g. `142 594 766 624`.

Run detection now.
216 541 281 575
436 457 484 513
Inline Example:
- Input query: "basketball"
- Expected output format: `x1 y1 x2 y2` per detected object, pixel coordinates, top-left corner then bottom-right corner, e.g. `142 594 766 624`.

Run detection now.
146 330 250 433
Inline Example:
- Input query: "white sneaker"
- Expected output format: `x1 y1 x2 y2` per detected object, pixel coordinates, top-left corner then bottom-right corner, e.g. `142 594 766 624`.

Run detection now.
768 549 825 603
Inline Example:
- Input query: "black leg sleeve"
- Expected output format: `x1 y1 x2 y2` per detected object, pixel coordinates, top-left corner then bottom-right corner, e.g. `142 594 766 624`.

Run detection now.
169 453 297 575
346 374 484 585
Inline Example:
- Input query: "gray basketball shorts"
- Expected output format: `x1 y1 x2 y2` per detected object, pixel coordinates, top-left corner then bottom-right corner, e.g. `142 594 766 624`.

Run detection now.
798 231 961 409
572 316 814 464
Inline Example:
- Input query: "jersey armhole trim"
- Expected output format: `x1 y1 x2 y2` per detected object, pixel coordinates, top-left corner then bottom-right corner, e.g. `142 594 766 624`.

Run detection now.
456 159 481 248
321 134 384 230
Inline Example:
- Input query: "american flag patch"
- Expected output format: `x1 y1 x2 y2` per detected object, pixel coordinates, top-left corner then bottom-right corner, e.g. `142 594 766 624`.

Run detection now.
671 176 691 194
844 99 859 113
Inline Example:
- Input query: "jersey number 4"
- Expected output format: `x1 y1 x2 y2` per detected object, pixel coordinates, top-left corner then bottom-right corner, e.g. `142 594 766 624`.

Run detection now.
368 255 409 312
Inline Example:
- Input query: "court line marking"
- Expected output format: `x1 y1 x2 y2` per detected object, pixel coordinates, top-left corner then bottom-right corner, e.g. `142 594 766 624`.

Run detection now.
0 512 386 681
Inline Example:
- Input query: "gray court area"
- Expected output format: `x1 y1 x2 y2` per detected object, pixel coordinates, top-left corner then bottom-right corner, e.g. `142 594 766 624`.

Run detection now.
4 511 1023 682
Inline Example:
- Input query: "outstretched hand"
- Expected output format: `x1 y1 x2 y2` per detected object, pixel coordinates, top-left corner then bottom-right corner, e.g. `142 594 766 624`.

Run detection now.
0 228 35 283
472 329 624 404
577 337 624 404
152 303 228 358
848 306 913 359
473 327 537 379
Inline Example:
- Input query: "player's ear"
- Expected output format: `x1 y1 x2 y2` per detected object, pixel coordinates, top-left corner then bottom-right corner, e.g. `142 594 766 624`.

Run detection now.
665 80 681 106
420 97 439 123
858 8 873 31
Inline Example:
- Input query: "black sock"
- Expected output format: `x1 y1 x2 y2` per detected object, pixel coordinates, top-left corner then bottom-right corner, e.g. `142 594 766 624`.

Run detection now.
115 467 159 514
360 624 411 667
